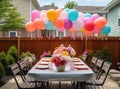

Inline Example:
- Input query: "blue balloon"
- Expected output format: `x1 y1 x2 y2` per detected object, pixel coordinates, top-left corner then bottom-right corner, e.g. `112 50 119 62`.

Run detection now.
45 21 53 30
68 9 78 21
64 8 70 12
101 25 111 34
52 26 57 30
84 13 92 17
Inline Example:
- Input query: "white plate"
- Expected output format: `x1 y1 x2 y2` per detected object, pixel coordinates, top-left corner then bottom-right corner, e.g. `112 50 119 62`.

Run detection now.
74 62 84 65
36 65 49 69
75 66 88 68
40 62 49 65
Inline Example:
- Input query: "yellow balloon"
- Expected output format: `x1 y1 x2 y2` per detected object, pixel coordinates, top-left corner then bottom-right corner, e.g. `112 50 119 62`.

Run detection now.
80 27 85 32
47 9 58 21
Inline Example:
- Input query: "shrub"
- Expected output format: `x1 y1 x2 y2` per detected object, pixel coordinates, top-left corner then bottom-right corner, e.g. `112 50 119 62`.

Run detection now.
0 51 9 72
95 46 112 62
0 62 5 79
7 45 18 62
20 51 31 59
6 54 15 65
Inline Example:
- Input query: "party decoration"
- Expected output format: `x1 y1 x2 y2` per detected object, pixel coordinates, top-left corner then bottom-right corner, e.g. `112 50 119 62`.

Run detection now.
56 8 63 16
33 18 44 30
60 11 68 19
52 26 57 30
70 27 75 32
45 21 53 30
78 12 84 20
25 21 35 32
84 21 94 31
40 12 48 22
101 25 111 34
73 19 83 31
91 14 99 21
93 27 101 33
64 8 70 12
25 8 111 36
47 9 58 21
84 13 92 18
64 18 73 30
58 27 64 32
54 17 64 29
31 10 40 21
68 9 78 21
94 17 107 29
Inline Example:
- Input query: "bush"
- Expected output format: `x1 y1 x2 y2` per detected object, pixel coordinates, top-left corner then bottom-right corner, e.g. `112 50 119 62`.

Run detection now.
20 51 31 59
0 62 5 79
0 51 9 72
7 45 18 62
6 54 15 65
94 46 112 62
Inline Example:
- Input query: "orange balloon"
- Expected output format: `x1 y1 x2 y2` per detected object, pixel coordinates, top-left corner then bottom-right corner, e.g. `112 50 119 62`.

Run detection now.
33 18 44 30
47 9 58 21
70 27 75 33
54 17 64 29
94 17 107 29
84 29 92 36
56 8 63 17
25 21 35 32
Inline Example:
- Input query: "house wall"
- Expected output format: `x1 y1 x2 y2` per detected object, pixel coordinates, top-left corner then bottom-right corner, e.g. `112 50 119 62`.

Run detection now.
12 0 40 21
108 3 120 36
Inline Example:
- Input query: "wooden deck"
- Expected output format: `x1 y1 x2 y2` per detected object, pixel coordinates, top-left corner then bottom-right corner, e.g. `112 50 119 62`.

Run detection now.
0 75 119 89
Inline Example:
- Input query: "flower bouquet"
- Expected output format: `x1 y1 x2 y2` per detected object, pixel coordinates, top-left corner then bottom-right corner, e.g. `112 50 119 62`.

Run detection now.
51 55 67 72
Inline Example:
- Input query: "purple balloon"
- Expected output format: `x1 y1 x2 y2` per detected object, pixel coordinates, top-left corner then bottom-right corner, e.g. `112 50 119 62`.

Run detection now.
64 18 73 30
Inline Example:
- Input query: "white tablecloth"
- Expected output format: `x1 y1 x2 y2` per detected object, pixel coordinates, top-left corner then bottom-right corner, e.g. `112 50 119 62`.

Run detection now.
27 57 94 81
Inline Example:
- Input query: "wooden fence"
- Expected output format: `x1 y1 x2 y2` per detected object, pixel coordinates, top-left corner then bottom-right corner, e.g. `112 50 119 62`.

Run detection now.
0 37 120 68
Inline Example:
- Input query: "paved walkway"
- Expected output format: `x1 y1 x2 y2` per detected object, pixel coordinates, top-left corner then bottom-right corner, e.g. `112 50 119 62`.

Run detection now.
0 75 120 89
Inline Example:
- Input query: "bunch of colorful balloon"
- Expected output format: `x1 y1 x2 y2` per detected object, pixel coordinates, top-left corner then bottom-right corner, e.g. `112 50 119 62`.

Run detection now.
25 8 111 35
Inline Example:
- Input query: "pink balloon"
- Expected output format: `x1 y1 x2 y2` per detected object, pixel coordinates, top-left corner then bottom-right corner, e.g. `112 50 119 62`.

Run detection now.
78 12 84 20
40 12 48 22
93 27 101 33
60 11 68 19
91 14 100 21
83 17 92 24
73 19 83 31
31 10 40 21
58 27 64 32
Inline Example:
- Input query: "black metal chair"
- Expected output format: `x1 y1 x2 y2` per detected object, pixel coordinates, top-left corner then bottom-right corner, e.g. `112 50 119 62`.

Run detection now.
86 62 112 87
90 56 98 71
9 63 41 89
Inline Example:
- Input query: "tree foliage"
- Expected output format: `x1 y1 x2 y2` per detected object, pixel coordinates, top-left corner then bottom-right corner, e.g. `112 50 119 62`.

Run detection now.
64 1 78 9
0 0 24 32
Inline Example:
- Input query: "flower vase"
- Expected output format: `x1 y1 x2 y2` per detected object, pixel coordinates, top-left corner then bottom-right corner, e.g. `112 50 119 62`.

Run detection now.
57 65 65 72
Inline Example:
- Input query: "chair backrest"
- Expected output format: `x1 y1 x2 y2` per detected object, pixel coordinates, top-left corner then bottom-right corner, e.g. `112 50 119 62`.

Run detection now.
94 59 104 79
90 57 98 70
9 63 24 89
17 60 28 81
95 59 104 68
98 62 112 85
31 54 36 61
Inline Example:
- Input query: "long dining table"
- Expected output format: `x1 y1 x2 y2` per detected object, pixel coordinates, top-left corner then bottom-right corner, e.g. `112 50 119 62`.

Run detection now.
27 57 95 89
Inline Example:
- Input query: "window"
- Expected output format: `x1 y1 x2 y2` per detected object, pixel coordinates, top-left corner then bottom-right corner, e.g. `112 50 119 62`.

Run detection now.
118 18 120 26
9 31 17 37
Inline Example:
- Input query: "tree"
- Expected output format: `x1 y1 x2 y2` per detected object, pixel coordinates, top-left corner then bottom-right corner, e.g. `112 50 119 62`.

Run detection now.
0 0 24 35
51 2 58 9
64 1 78 9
